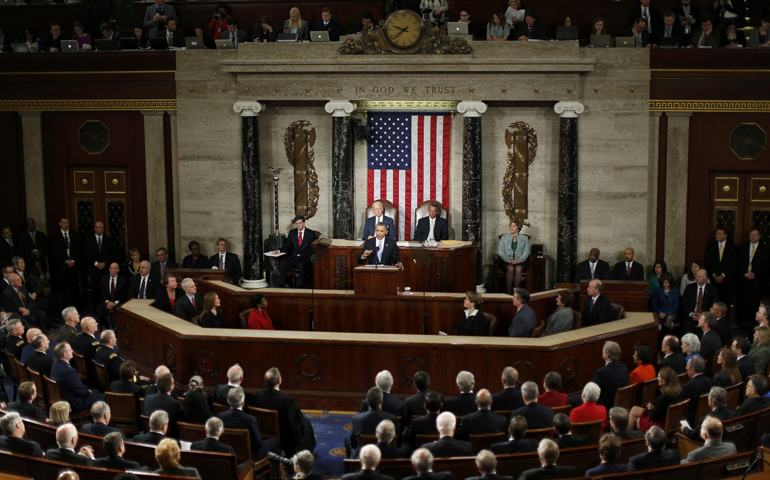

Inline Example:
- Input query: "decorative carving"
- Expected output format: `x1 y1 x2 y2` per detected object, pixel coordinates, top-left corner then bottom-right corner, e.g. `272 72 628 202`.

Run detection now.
435 257 448 292
649 100 770 112
334 255 348 290
163 344 177 373
400 357 428 386
0 99 177 111
502 122 537 222
78 121 110 155
295 354 323 383
558 356 580 388
339 23 472 55
119 324 133 351
512 360 538 385
191 350 220 379
356 101 458 111
284 121 319 219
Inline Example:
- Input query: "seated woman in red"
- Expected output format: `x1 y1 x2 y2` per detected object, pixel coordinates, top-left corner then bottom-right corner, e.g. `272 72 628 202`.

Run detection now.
247 293 275 330
629 345 656 385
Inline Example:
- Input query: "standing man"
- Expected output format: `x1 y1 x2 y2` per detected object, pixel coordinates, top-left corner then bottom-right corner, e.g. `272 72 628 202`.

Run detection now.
84 221 116 307
358 223 404 270
143 0 177 39
574 248 610 282
0 226 16 268
150 247 177 286
583 279 612 327
681 269 718 334
509 288 536 337
738 228 768 332
49 217 82 307
414 203 448 242
703 228 737 310
274 216 316 288
96 263 127 330
363 201 396 240
210 238 243 285
611 247 645 281
17 218 47 273
312 6 341 41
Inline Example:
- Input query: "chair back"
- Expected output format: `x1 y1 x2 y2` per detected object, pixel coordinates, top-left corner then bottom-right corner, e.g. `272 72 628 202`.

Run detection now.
10 355 28 384
140 414 150 433
27 368 48 411
693 393 710 423
70 351 89 383
361 433 397 447
664 399 690 435
726 382 742 408
551 404 572 415
366 199 399 228
4 350 20 400
177 421 206 442
92 360 110 392
614 383 638 411
530 319 545 338
415 433 439 446
610 303 626 320
523 427 554 440
484 313 498 337
248 406 281 442
495 410 513 419
570 419 603 445
238 309 252 329
414 200 448 223
105 392 139 435
571 309 582 329
43 375 63 404
469 432 506 453
220 428 252 463
213 403 229 415
638 377 659 406
678 372 690 386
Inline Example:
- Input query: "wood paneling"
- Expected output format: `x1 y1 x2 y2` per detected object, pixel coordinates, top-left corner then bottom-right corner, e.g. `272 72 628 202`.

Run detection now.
0 4 82 41
0 113 26 233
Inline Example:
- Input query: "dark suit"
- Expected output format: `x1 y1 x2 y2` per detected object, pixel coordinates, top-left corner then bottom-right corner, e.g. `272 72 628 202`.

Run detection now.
405 390 444 419
363 215 396 240
414 216 448 242
683 406 736 440
358 237 401 267
553 434 590 449
0 436 43 457
611 261 645 281
738 242 769 328
84 234 117 300
492 387 524 412
0 237 16 268
738 355 756 379
49 229 83 303
627 5 662 32
174 294 204 321
255 386 316 456
92 456 144 470
467 475 512 480
456 409 506 440
510 403 554 429
681 283 719 333
312 17 341 41
96 274 128 324
17 230 48 271
218 407 280 459
490 438 538 454
144 392 185 438
373 441 409 459
132 431 165 445
51 359 103 412
518 464 578 480
342 470 394 480
26 350 54 378
404 412 439 450
73 332 100 383
422 436 472 457
513 20 547 40
628 449 679 471
95 345 123 383
82 421 126 439
252 23 277 43
700 329 722 376
612 429 644 441
404 473 454 480
454 310 489 336
444 392 477 417
154 287 184 315
714 316 732 347
680 374 712 424
44 447 93 466
583 294 612 327
659 352 687 374
653 24 684 45
213 384 257 409
574 259 610 282
220 28 248 46
7 401 46 422
347 408 398 458
5 334 26 359
191 436 235 454
128 274 157 300
1 285 46 329
158 30 184 48
704 240 737 307
278 228 317 287
209 251 243 285
150 260 178 285
738 396 770 415
509 304 536 337
592 361 629 410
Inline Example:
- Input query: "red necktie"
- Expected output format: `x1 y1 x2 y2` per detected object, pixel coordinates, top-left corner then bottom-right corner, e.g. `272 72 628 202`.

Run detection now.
298 231 303 246
626 262 631 276
17 289 25 307
191 296 196 309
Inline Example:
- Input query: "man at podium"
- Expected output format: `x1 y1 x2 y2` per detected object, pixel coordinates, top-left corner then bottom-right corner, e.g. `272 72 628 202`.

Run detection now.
358 223 404 271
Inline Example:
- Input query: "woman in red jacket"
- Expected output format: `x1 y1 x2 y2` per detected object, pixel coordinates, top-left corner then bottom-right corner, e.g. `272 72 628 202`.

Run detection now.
247 293 275 330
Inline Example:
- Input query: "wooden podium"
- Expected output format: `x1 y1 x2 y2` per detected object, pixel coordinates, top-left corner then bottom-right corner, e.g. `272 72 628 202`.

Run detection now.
354 266 404 296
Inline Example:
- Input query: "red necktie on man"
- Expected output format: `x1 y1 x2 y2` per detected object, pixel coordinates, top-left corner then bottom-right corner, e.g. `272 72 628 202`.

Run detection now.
626 262 631 277
298 231 303 247
17 289 25 308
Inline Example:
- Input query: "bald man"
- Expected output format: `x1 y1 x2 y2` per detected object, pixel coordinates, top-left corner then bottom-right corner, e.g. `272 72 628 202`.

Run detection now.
73 317 101 385
610 248 645 281
128 260 157 299
456 389 507 441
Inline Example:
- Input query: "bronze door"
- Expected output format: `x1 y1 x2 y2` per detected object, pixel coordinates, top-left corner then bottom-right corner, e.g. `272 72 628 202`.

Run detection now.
711 173 770 243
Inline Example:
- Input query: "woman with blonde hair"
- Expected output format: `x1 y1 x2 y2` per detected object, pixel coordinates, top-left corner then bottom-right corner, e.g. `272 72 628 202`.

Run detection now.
749 326 770 375
283 7 309 41
48 401 71 426
154 438 201 478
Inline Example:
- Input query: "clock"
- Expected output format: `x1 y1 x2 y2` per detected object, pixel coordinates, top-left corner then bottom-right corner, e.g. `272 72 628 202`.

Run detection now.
384 9 425 51
729 123 766 160
78 120 111 155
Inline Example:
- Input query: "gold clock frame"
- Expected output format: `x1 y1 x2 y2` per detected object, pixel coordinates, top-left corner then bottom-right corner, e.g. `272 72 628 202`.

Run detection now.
382 10 426 54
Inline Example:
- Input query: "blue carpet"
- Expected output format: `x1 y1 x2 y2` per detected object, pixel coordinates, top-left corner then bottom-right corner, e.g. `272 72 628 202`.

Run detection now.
305 410 354 478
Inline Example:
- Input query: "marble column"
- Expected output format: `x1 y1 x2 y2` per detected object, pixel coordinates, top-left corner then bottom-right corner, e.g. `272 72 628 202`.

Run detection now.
664 112 692 280
457 101 487 292
234 101 267 289
325 101 357 239
554 101 584 284
141 111 168 253
167 110 183 260
19 111 47 227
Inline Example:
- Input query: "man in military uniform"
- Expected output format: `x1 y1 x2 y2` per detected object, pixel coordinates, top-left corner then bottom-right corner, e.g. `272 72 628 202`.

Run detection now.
95 330 122 383
58 307 80 346
4 319 26 359
73 317 100 385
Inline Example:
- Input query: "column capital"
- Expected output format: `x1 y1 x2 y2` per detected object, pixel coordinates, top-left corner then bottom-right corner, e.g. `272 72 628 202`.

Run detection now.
17 111 43 117
457 101 488 117
554 101 585 118
233 101 266 117
325 101 356 117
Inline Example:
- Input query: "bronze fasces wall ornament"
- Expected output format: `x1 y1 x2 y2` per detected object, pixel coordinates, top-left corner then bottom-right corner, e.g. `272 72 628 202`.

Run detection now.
284 121 319 220
503 122 538 223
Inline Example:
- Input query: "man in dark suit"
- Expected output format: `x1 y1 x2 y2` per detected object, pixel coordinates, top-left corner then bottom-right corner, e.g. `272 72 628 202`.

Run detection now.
592 341 630 410
96 262 128 329
17 218 48 272
413 203 448 242
610 247 645 281
255 367 316 456
144 372 184 438
1 273 46 329
698 313 723 376
681 356 713 424
404 391 442 451
346 11 375 35
95 330 123 383
363 201 396 240
218 386 280 460
672 0 702 43
734 337 756 378
456 389 506 441
150 247 178 284
274 216 316 288
358 223 404 270
128 261 157 299
311 6 341 41
627 426 679 471
160 19 185 48
509 289 537 337
703 228 737 311
0 225 16 268
404 448 454 480
627 0 661 34
174 277 203 321
444 370 477 417
518 438 578 479
467 449 513 480
132 410 170 445
343 444 394 480
652 11 684 46
191 417 235 454
513 11 547 41
583 279 612 327
510 381 555 429
737 228 768 330
681 386 735 440
490 416 539 455
422 411 473 457
7 381 46 422
658 335 687 374
83 221 117 306
0 412 43 457
45 423 94 466
26 332 54 378
608 407 644 441
82 401 126 439
404 371 443 422
210 237 243 285
48 216 83 306
552 413 589 449
738 375 770 414
97 23 122 49
710 302 732 347
681 268 718 334
214 363 257 408
50 342 104 413
492 367 524 412
574 248 610 282
73 316 101 385
221 17 248 48
622 18 651 47
371 419 408 459
4 318 26 359
93 432 147 471
347 387 399 459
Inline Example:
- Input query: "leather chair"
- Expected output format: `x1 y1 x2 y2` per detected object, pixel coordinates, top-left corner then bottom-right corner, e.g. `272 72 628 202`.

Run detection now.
492 233 535 294
92 360 110 392
610 303 626 321
105 392 140 436
613 383 638 411
238 309 252 329
365 199 399 233
530 319 545 338
571 309 583 330
484 313 498 337
414 200 448 223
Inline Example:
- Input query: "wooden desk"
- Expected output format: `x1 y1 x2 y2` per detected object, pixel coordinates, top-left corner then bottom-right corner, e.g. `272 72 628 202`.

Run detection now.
314 240 477 293
165 268 228 284
557 280 649 313
353 266 402 296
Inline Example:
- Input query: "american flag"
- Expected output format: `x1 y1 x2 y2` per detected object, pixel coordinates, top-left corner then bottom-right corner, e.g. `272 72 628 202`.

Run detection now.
367 112 451 240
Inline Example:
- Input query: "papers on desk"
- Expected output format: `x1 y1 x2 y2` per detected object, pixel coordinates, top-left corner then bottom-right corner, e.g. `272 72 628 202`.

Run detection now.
362 264 398 269
180 441 192 451
438 331 448 335
264 251 286 257
441 240 462 245
397 241 423 247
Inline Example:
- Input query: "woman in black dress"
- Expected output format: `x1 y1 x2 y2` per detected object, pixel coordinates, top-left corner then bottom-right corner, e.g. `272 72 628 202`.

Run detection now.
199 292 225 328
454 291 488 336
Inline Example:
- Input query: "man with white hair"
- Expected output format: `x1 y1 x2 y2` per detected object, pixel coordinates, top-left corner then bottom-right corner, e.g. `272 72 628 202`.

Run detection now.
132 410 169 445
510 381 555 429
568 382 607 431
347 387 398 459
682 416 736 463
82 401 125 439
219 386 280 460
343 444 394 479
51 342 104 412
128 260 156 299
0 412 43 457
174 277 203 321
404 448 453 480
360 370 407 418
422 411 472 457
95 329 123 383
681 386 735 440
214 363 257 407
44 423 95 466
73 316 101 385
456 389 506 441
444 370 477 417
373 420 408 459
467 449 512 480
363 201 396 240
58 306 81 345
518 439 577 479
191 417 234 454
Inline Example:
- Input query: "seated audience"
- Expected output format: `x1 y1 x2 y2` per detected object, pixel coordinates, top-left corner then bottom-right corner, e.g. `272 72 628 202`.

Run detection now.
458 8 478 39
96 329 123 383
191 417 234 454
586 434 628 476
487 11 510 41
680 356 713 424
405 370 443 420
492 366 524 411
552 413 589 449
109 360 148 398
154 273 182 314
99 23 121 48
652 12 683 46
659 334 686 373
133 411 170 446
73 21 93 51
144 372 184 438
175 277 203 321
161 19 184 48
82 401 125 439
467 449 510 480
221 17 247 48
592 341 630 410
509 288 536 337
749 326 770 374
652 272 679 332
505 0 525 28
51 342 104 413
628 366 681 432
681 416 736 463
183 387 213 425
219 387 280 460
154 438 201 478
713 347 742 387
720 20 746 47
414 202 448 242
498 220 529 292
511 381 555 429
738 375 770 414
629 345 656 385
373 419 408 459
253 16 277 43
514 11 546 41
444 370 477 417
611 247 645 280
585 17 609 44
748 17 770 47
312 6 340 41
48 401 71 427
93 432 146 471
198 292 224 328
698 312 722 375
569 382 606 431
255 367 316 456
182 241 210 268
7 381 46 422
403 448 453 480
214 363 257 407
608 407 643 440
456 389 506 441
404 391 442 451
681 386 735 441
681 333 702 363
454 291 488 336
734 336 756 378
25 331 55 377
0 412 43 457
47 22 64 52
248 294 275 330
128 261 156 299
45 423 94 466
343 444 393 480
518 439 577 479
583 280 611 326
538 372 569 408
490 415 538 454
543 290 574 336
194 24 217 49
575 248 610 282
131 25 150 49
346 11 374 35
347 387 398 458
23 26 44 52
628 426 678 470
422 411 473 457
284 7 310 41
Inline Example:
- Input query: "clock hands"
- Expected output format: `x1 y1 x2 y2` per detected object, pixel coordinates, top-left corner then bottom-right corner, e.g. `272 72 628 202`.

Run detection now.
391 25 410 40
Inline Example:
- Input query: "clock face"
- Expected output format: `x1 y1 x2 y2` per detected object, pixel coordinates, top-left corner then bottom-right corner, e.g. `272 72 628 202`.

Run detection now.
729 123 766 160
385 10 424 49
